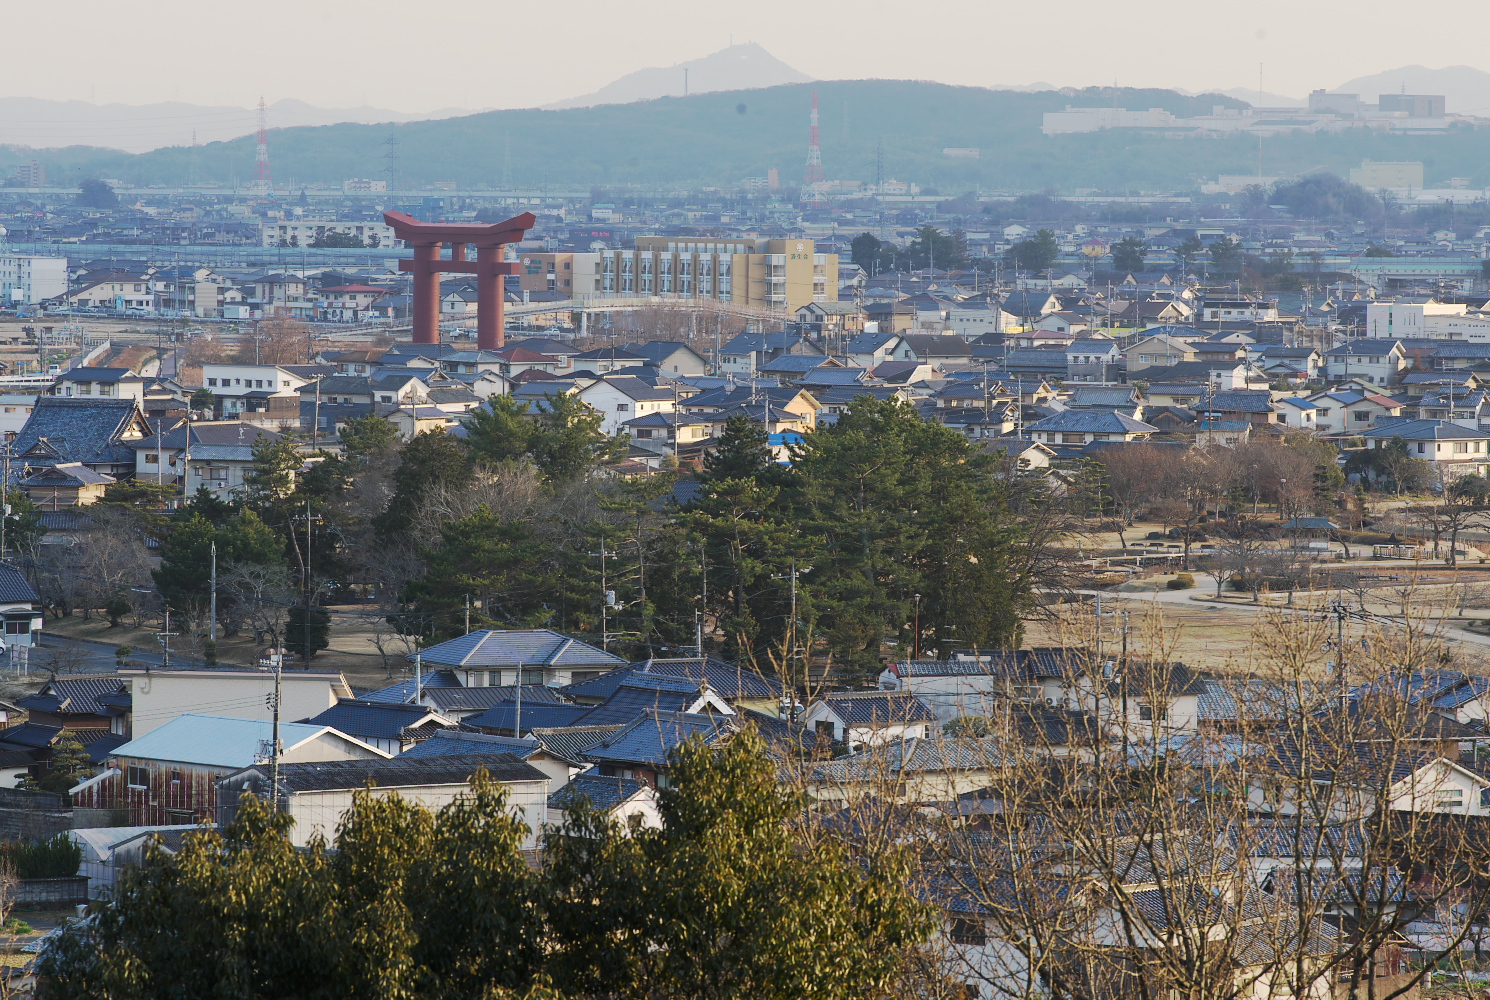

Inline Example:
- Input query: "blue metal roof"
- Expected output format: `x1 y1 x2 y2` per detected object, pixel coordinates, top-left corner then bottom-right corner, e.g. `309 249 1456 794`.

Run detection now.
302 700 447 739
110 713 372 768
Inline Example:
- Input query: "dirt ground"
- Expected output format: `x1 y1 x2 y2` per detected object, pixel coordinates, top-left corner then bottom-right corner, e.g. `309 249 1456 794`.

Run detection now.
41 609 415 694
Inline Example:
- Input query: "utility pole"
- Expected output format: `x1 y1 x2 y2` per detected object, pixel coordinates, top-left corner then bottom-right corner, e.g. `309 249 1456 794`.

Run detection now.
210 542 217 644
913 592 922 659
158 607 177 670
772 560 805 680
181 414 192 502
465 593 471 635
514 663 523 736
267 644 283 811
0 440 10 558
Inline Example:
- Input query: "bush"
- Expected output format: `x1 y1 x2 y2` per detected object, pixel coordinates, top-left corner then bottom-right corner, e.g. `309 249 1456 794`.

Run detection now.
0 833 82 878
1166 573 1196 591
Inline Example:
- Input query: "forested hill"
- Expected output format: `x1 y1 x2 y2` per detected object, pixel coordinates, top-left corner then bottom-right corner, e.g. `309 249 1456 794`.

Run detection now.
10 80 1490 193
1 81 1244 191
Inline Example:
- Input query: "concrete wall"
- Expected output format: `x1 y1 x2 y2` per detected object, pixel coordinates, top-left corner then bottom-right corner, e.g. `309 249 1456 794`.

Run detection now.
127 670 349 736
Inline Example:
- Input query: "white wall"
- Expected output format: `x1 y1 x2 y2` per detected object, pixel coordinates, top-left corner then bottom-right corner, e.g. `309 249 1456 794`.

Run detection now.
128 670 350 736
285 778 548 849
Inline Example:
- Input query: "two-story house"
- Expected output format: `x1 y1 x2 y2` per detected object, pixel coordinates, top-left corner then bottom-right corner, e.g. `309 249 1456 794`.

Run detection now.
52 367 149 401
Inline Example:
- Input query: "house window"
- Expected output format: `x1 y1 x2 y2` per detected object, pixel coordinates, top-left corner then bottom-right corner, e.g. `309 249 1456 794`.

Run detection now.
380 395 393 403
3 620 28 635
815 720 835 739
207 378 218 387
1139 704 1166 721
169 769 184 784
1436 789 1465 807
616 403 630 411
1418 443 1427 454
127 765 149 789
145 453 158 465
950 918 986 946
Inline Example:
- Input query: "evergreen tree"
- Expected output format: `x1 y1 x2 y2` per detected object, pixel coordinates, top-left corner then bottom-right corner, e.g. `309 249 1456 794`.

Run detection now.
374 429 476 536
1111 236 1148 273
338 414 400 461
1003 229 1059 272
242 434 302 514
40 733 931 999
405 505 553 639
527 392 627 483
463 395 534 466
287 604 331 660
153 511 281 607
25 732 96 796
702 414 772 484
544 727 931 999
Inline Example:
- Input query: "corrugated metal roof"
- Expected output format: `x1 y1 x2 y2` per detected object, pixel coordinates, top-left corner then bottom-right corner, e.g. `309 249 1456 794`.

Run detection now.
110 713 370 768
268 754 547 791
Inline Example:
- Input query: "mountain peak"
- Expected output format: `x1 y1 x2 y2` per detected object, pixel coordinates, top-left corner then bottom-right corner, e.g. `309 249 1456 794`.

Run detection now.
542 43 813 110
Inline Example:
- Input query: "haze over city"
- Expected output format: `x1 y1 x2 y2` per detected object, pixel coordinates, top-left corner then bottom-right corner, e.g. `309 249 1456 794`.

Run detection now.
4 0 1490 113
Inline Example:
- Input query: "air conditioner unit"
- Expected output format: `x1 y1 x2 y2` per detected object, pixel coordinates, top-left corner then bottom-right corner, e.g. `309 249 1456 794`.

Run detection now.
1046 697 1057 706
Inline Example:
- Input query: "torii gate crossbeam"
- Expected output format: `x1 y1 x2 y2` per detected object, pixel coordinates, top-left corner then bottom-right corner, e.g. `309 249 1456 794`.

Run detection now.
384 210 535 349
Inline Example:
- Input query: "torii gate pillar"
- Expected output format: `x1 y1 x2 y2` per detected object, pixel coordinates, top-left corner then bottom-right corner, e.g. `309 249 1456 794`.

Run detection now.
384 210 535 349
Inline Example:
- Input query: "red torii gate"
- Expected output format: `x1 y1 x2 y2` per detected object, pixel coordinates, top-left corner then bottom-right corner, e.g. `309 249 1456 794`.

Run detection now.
383 210 536 349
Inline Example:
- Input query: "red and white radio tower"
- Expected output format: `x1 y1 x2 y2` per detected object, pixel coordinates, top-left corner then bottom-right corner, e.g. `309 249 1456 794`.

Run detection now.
802 90 825 208
250 97 273 196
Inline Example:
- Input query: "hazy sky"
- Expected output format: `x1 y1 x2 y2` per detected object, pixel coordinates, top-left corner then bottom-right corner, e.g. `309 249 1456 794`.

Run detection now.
6 0 1488 111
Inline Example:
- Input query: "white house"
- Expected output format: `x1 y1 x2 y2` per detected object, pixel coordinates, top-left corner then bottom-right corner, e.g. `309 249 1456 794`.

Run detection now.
575 376 678 436
218 756 551 849
52 367 149 402
1359 419 1490 478
802 691 937 747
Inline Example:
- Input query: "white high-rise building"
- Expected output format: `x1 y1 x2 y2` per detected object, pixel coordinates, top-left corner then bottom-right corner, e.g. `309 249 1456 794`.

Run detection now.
0 254 67 305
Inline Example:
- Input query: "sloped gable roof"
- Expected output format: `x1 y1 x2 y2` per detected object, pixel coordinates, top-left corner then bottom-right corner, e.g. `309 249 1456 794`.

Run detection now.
13 397 146 468
412 629 625 669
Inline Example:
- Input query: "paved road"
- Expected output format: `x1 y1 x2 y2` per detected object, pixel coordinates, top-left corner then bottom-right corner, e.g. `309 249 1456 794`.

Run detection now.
25 631 176 678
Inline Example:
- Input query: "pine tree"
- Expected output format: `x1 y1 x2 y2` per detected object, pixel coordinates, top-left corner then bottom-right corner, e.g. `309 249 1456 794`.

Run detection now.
702 414 772 483
463 395 533 466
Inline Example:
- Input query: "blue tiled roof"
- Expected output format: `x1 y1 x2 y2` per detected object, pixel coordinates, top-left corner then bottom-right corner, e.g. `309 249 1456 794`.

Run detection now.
12 397 143 468
464 701 595 732
549 772 649 812
581 711 730 769
579 679 712 727
396 730 539 758
423 684 566 716
412 629 625 669
561 656 782 702
0 564 40 605
359 670 462 703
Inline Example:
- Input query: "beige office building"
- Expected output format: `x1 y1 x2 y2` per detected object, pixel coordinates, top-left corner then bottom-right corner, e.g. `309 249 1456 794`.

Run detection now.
595 237 835 313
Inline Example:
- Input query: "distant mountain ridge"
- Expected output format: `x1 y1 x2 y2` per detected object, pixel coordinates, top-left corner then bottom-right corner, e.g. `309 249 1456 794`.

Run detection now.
543 43 812 109
0 96 485 154
1333 65 1490 115
0 80 1259 193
